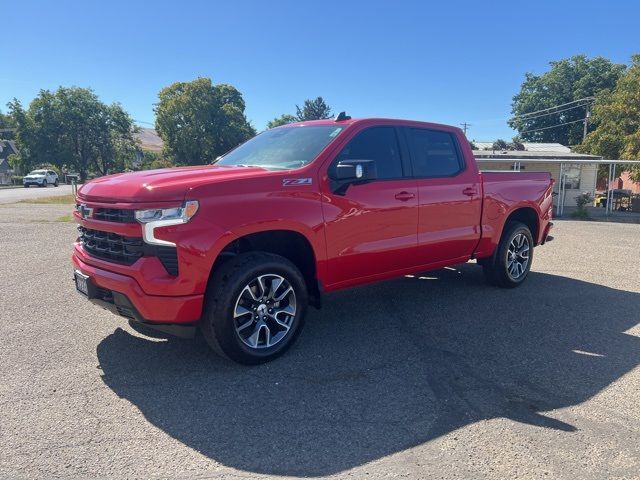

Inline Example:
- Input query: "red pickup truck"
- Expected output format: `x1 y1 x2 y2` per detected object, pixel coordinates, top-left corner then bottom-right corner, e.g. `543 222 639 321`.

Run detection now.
72 116 554 364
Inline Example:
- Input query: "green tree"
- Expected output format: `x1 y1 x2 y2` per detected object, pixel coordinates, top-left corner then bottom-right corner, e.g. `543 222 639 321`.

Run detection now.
509 55 626 145
577 55 640 181
154 77 255 165
295 97 332 121
490 139 509 150
139 150 175 170
8 88 137 180
267 114 297 129
0 109 15 140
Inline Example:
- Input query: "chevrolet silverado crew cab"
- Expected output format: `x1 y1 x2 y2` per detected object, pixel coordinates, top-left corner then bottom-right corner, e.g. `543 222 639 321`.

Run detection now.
72 115 554 364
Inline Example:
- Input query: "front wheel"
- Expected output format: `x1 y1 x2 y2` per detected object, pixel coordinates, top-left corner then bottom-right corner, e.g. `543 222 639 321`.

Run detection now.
483 221 534 288
201 252 308 365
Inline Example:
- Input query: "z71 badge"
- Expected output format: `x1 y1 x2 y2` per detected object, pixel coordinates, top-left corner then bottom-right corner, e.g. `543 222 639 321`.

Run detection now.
282 178 312 187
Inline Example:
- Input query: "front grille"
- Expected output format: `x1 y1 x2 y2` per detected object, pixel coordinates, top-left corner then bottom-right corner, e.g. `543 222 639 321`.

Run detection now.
93 208 136 223
78 227 144 265
116 304 136 319
95 287 114 302
78 226 179 275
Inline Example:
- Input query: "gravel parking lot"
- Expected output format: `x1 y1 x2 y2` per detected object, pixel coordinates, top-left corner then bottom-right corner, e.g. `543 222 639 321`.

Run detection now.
1 202 639 479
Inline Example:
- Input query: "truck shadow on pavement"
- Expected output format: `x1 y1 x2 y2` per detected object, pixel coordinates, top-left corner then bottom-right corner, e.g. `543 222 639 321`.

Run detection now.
96 265 640 476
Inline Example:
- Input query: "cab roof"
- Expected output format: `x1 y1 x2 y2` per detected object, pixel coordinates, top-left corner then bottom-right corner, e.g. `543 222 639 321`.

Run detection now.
282 117 464 135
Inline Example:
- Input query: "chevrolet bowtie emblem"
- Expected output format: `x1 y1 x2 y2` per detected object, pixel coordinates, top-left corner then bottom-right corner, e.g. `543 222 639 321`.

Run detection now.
77 203 93 219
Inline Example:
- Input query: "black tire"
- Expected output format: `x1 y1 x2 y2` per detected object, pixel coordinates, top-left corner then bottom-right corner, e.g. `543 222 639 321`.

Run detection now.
201 252 308 365
482 221 534 288
24 184 29 188
39 181 46 188
54 179 59 187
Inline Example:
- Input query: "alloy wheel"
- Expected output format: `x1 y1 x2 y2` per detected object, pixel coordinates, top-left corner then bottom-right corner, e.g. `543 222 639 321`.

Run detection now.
233 274 296 349
506 233 530 280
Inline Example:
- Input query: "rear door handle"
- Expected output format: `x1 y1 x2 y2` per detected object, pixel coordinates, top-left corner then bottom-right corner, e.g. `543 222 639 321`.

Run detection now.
463 187 478 196
394 191 415 201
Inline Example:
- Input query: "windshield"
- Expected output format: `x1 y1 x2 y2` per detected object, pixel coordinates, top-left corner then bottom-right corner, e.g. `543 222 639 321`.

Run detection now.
29 170 47 175
216 125 345 170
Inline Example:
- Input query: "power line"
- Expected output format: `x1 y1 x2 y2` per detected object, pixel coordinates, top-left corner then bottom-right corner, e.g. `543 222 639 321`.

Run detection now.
510 102 592 122
519 117 586 134
514 97 595 119
134 119 154 126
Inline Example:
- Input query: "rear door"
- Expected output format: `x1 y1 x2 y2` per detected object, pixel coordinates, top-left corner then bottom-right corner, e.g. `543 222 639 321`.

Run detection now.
321 126 418 287
403 127 482 265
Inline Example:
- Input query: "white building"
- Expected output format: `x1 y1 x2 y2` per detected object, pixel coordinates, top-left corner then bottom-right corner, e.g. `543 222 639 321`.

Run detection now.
472 142 600 207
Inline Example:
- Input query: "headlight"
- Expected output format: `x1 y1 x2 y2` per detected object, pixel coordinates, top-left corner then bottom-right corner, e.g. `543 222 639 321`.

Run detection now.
135 200 199 246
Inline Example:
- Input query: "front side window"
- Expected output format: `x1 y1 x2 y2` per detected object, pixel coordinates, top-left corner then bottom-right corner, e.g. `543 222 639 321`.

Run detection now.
407 129 463 177
216 125 344 170
335 127 403 179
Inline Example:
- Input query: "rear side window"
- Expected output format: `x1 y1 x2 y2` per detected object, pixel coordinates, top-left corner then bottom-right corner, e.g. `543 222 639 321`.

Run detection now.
336 127 403 179
407 129 463 177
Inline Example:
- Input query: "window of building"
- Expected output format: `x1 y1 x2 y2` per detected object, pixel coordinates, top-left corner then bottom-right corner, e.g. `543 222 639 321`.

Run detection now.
563 165 581 189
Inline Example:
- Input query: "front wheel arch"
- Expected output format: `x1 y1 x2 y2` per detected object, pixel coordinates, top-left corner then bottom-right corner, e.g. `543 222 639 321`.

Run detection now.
208 229 321 308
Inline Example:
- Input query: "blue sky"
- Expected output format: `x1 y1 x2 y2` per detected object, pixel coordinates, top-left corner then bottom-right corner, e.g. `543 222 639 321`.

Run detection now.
2 0 638 140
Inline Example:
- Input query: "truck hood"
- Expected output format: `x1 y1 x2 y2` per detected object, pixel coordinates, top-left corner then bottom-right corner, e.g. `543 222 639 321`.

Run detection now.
77 165 270 203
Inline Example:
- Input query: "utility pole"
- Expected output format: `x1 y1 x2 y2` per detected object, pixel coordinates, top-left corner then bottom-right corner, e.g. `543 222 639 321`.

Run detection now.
460 122 472 136
583 104 591 140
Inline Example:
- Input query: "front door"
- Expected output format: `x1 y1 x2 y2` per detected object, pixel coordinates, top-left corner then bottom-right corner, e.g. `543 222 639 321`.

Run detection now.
321 126 418 287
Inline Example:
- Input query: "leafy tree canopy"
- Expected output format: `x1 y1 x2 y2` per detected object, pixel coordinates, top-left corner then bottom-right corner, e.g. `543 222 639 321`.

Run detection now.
295 97 332 121
267 97 333 129
154 77 255 165
577 55 640 181
7 87 137 180
509 55 626 145
485 138 525 151
267 114 297 129
0 109 15 140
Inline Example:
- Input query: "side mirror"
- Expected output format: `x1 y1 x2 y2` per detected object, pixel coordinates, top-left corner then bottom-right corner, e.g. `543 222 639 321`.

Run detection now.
329 159 377 194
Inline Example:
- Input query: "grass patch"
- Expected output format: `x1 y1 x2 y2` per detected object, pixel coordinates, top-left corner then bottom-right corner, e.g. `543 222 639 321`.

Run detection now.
53 214 74 222
571 209 591 220
19 194 76 204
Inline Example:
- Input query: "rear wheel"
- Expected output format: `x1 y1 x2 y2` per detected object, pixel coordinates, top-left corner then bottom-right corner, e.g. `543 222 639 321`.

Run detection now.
54 179 59 187
483 221 533 288
201 252 308 365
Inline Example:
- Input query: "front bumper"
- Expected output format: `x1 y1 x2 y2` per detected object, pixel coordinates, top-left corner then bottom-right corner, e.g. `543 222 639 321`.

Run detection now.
72 253 203 336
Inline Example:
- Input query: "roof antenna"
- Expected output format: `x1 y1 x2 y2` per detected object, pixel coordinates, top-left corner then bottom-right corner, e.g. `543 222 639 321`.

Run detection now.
334 111 351 121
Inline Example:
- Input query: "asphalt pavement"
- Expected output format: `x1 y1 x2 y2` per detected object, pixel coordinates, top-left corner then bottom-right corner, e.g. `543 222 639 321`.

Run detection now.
0 204 638 479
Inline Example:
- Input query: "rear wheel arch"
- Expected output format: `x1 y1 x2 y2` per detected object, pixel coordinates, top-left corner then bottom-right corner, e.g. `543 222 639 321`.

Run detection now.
209 229 321 308
478 206 540 266
502 206 540 245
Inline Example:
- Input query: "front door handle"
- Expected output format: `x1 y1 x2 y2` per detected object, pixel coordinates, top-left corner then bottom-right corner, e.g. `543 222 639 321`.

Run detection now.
395 191 415 201
463 187 478 196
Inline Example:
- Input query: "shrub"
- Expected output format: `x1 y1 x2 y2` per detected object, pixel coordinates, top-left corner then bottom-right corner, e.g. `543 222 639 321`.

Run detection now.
35 163 61 175
12 175 23 185
572 192 593 220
